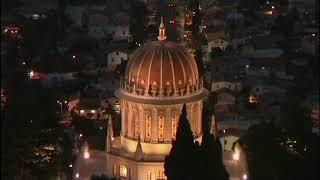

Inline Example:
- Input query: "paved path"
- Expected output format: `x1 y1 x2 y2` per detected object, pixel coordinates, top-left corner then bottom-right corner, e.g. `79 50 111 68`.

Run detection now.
73 149 107 180
223 150 248 180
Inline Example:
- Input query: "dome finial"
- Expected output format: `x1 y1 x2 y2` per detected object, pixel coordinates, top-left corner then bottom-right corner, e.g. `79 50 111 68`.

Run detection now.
158 17 167 41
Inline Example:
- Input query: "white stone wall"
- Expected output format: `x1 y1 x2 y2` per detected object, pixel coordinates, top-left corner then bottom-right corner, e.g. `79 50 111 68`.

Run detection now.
120 100 203 155
107 25 130 41
207 39 229 52
106 154 166 180
219 135 240 151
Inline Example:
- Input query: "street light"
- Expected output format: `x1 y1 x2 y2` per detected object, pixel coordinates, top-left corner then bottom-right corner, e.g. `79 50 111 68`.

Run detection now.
75 173 80 178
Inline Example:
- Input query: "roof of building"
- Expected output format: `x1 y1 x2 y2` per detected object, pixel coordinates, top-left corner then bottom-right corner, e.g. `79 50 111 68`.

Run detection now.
124 40 199 95
105 42 129 54
205 30 226 42
215 87 236 96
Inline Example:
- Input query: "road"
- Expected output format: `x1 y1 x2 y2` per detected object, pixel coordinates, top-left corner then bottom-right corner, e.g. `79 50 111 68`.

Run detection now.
73 148 107 180
223 150 249 180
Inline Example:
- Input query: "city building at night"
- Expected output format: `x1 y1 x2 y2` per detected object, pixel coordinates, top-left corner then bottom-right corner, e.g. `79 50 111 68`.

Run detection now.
106 19 208 179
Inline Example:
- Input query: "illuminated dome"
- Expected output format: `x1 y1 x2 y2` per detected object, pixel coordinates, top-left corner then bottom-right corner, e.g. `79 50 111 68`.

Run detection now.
122 40 201 96
107 17 208 180
119 18 204 99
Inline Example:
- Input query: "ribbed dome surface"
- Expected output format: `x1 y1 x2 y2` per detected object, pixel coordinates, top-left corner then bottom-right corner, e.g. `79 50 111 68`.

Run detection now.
123 40 199 95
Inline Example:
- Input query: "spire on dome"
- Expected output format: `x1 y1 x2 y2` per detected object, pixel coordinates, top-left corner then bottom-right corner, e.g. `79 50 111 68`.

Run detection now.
158 17 167 41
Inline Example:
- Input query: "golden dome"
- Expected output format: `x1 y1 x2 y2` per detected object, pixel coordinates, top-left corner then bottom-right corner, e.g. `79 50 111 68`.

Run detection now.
121 40 202 97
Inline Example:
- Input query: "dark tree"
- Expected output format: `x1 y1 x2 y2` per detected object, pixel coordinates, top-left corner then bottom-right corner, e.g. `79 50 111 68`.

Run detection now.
129 1 148 48
211 47 224 58
238 122 311 180
194 49 204 78
201 132 229 180
91 174 116 180
164 104 198 180
165 104 229 180
114 60 128 77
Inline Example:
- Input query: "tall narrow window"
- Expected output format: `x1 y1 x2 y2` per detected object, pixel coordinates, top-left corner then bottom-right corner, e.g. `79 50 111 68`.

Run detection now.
113 165 117 175
159 115 164 141
147 170 152 180
172 113 177 139
120 165 127 177
156 170 165 180
134 114 139 138
145 113 151 139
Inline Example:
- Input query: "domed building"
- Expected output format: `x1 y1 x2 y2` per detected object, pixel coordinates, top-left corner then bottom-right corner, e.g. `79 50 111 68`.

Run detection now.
106 18 208 180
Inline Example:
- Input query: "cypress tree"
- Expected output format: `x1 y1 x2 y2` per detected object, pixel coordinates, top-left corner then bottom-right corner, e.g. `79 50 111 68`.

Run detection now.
164 104 197 180
201 132 229 180
164 104 229 180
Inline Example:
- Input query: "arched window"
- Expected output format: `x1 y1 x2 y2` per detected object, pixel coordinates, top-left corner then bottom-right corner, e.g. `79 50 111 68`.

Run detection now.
145 113 151 139
172 112 177 139
113 165 117 175
147 170 152 180
156 170 165 180
119 165 127 177
159 114 164 141
134 113 139 138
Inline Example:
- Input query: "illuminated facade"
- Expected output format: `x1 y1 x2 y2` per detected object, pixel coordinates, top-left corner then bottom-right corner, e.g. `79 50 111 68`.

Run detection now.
106 19 208 179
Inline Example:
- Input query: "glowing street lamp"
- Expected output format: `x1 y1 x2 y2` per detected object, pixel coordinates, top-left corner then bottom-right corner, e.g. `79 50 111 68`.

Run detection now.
75 173 80 178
